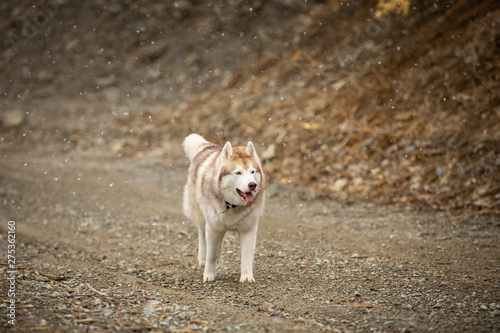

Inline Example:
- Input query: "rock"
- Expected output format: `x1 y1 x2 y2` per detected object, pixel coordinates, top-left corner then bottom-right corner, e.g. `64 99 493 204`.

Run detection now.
261 143 276 160
258 302 274 313
1 109 24 127
330 178 348 192
352 177 364 187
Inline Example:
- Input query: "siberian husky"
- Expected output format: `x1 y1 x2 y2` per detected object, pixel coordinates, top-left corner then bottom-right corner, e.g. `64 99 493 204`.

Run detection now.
183 134 266 283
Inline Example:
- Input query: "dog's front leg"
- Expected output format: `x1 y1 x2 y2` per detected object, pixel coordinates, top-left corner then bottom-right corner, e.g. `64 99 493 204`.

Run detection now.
239 224 258 283
204 225 225 282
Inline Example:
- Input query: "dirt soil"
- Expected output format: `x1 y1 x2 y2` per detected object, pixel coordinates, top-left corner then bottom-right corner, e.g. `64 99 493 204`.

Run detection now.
0 0 499 332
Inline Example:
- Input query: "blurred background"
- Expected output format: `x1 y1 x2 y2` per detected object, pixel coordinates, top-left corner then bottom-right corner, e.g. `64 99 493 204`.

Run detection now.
1 0 499 210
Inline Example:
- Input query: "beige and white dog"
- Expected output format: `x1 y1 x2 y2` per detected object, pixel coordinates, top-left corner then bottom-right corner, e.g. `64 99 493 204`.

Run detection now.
183 134 266 283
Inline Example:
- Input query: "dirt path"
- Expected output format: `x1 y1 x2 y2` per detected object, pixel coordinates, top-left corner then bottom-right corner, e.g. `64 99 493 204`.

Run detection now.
0 101 499 332
0 1 498 331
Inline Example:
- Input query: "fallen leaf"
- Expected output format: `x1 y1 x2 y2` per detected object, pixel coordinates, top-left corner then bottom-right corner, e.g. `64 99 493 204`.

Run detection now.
38 272 68 281
74 318 98 324
303 122 321 131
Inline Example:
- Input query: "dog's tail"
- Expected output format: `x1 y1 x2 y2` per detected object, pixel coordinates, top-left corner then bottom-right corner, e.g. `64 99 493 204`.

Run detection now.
184 134 209 162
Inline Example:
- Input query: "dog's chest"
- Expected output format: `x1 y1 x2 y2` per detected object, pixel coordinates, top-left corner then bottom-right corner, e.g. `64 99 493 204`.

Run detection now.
208 205 258 231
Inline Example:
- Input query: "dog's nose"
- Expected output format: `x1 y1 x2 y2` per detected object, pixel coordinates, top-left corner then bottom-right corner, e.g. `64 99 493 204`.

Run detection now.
248 182 257 191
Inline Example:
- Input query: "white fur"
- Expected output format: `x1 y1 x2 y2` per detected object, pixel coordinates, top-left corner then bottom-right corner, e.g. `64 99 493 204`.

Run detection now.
184 133 209 162
183 134 266 283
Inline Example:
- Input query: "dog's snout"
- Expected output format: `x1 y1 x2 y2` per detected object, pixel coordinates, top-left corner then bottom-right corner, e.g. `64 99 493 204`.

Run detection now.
248 182 257 191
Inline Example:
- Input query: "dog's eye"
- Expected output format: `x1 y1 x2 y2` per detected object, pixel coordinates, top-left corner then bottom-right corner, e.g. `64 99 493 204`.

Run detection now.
235 171 242 175
251 170 256 174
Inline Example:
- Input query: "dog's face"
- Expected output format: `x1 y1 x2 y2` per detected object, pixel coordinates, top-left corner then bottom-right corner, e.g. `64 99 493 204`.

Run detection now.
219 141 263 206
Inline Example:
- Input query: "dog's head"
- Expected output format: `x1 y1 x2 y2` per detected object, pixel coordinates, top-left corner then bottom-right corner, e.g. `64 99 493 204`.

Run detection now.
218 141 264 206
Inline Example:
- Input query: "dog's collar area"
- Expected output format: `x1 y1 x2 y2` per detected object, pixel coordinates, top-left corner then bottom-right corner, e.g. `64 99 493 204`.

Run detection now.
222 201 238 213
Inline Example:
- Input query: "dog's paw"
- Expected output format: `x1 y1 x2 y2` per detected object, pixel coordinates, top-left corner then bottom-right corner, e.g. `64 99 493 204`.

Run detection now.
198 259 205 267
203 273 216 282
203 267 216 282
240 275 255 283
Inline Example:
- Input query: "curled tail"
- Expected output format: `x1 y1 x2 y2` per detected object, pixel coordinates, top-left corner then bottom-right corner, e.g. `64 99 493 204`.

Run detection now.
183 133 209 162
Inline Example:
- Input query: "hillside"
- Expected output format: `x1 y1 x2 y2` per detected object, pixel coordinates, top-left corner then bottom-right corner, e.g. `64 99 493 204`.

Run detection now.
1 0 499 209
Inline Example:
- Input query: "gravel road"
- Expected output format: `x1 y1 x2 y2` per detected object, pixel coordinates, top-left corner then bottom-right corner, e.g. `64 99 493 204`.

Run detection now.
0 100 499 332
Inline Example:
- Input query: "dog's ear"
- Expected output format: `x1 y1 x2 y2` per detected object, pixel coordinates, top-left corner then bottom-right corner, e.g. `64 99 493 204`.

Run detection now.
222 142 233 160
246 141 256 157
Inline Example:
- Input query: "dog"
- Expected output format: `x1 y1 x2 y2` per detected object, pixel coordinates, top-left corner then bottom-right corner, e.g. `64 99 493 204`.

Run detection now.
183 134 266 283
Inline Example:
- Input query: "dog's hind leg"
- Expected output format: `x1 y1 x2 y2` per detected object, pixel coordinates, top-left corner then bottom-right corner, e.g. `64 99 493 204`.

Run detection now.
197 227 206 267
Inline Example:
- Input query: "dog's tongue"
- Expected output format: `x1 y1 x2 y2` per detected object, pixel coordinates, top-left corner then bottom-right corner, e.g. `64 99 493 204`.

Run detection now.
237 189 254 203
242 192 254 203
